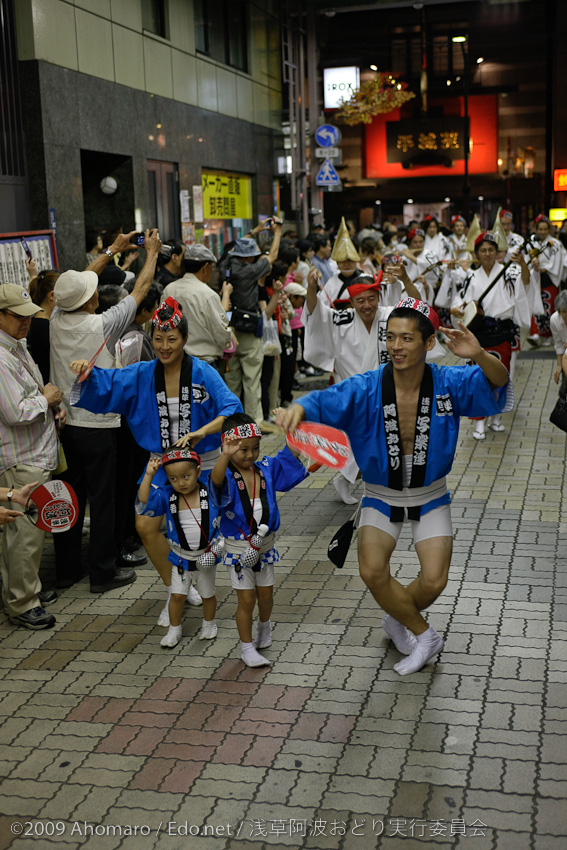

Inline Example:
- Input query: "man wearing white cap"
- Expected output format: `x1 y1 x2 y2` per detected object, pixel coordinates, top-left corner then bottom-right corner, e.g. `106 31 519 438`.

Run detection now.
162 243 232 372
0 284 64 628
49 229 161 592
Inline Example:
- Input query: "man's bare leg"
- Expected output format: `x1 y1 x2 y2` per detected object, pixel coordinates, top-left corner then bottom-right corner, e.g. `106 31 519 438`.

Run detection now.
358 526 451 674
393 535 452 675
358 525 428 634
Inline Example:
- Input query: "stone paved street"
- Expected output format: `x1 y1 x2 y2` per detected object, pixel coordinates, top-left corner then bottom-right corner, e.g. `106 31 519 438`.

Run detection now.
1 351 566 850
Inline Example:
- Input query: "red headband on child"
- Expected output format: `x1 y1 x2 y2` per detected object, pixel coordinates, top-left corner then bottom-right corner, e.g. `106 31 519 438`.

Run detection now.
534 214 550 225
222 423 263 442
451 215 467 226
162 448 200 466
500 209 513 221
152 297 183 331
408 227 425 240
394 297 440 332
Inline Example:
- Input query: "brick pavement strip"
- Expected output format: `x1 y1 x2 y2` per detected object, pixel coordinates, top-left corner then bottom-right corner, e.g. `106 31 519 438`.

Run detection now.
0 356 566 848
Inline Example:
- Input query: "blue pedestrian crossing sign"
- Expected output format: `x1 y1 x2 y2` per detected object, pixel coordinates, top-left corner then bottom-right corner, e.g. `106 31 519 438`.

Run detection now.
316 158 341 187
314 124 341 147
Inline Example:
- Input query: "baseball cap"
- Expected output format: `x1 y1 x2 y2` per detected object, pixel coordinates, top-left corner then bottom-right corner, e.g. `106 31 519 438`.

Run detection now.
184 244 217 263
0 284 41 316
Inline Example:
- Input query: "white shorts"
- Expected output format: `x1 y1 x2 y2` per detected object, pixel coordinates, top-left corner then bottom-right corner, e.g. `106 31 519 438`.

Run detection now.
359 503 453 544
170 565 216 598
228 563 275 591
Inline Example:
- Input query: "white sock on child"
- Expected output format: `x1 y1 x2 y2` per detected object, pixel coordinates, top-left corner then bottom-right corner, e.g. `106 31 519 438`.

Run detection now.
241 641 271 667
157 586 172 627
382 614 417 655
199 619 218 640
160 624 182 648
253 620 272 649
393 626 444 675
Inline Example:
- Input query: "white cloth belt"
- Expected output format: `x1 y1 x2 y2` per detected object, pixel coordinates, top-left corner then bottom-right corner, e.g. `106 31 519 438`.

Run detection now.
223 532 277 556
169 541 208 562
363 477 447 508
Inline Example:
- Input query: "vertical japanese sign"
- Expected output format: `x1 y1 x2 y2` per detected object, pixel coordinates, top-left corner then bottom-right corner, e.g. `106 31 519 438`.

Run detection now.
201 171 252 219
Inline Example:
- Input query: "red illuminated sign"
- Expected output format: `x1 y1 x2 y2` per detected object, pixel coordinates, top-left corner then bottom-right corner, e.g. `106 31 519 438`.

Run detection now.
365 95 498 178
554 170 567 191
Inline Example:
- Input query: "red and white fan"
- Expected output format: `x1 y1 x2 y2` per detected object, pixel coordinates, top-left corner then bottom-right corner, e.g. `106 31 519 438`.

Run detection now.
25 480 79 533
286 422 351 470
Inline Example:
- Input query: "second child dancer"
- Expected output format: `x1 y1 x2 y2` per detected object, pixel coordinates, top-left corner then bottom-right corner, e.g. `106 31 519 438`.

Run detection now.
211 413 308 668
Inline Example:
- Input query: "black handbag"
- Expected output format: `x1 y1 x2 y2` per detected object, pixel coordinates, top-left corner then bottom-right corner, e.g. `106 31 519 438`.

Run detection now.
549 396 567 433
231 307 263 336
475 317 516 348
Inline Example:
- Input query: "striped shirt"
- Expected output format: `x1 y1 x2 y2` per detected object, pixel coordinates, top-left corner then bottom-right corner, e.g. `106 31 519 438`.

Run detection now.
0 328 58 475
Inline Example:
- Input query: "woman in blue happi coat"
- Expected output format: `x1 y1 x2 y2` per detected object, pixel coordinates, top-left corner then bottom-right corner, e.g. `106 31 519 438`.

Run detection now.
69 298 241 594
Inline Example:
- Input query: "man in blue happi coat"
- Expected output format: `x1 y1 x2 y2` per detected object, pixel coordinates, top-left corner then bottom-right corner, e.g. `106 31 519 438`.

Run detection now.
279 299 513 675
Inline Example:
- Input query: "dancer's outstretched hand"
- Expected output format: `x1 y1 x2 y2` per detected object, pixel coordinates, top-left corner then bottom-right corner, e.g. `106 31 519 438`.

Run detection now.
442 322 483 360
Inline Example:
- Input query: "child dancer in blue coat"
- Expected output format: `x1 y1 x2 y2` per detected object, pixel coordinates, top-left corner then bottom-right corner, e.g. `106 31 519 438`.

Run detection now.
138 448 221 648
211 413 308 667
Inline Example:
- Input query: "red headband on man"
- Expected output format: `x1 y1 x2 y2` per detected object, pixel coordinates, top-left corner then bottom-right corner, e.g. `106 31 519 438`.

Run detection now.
474 231 498 251
500 209 513 221
162 448 201 467
222 423 262 442
535 214 550 225
152 296 183 331
347 273 382 298
408 227 425 241
394 297 440 332
451 215 466 226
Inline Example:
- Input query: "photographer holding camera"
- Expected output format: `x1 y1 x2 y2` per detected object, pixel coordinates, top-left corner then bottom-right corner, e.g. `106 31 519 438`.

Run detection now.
49 229 161 593
223 218 282 420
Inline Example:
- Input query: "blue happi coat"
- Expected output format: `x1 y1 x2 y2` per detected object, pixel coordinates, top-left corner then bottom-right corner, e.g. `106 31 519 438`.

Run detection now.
300 363 514 517
136 477 220 572
212 447 308 566
70 358 241 486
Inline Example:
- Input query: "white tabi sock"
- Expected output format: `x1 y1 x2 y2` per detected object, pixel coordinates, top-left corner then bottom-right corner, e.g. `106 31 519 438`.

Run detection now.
160 624 182 648
393 626 444 675
253 620 272 649
157 586 172 627
199 619 218 640
382 614 417 655
241 641 271 667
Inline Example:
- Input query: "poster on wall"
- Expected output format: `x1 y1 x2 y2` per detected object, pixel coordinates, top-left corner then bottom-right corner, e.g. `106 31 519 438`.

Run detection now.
201 171 252 220
193 185 204 222
0 231 58 289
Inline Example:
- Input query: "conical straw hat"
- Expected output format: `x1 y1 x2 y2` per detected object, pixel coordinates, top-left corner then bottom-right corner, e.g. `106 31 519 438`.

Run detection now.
465 214 482 252
491 207 509 252
331 217 359 262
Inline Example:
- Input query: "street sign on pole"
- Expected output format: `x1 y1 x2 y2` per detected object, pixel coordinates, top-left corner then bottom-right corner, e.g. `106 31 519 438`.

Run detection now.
315 147 340 159
314 125 341 147
316 159 341 187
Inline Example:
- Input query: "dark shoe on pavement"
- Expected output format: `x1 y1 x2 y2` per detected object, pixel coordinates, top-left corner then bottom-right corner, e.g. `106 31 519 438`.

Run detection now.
118 550 147 567
90 568 137 594
38 589 58 606
9 607 56 630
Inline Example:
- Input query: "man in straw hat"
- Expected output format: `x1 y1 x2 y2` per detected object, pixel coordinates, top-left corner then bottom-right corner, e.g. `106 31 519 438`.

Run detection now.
279 301 512 675
49 229 161 593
